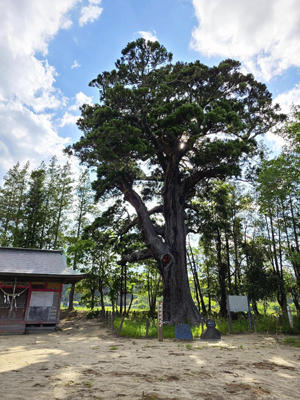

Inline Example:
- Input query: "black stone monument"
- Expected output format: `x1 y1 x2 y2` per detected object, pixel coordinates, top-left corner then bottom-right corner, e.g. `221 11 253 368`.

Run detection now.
200 319 221 341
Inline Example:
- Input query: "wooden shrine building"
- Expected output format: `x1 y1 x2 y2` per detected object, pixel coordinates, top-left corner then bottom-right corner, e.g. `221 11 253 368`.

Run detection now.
0 247 84 334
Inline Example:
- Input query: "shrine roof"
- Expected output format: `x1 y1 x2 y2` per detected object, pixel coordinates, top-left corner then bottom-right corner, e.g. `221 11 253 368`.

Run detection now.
0 247 84 283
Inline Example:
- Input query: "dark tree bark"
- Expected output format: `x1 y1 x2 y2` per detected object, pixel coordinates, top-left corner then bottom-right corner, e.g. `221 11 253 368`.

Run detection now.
121 180 202 325
269 213 288 315
68 283 75 311
225 230 232 292
124 263 127 315
99 277 105 317
119 263 123 315
291 287 300 314
252 300 260 316
216 228 227 317
207 265 212 314
187 244 207 316
147 271 160 318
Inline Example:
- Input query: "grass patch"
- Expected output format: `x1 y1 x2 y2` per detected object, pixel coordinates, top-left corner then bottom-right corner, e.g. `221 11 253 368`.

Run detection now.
68 306 300 338
113 318 207 339
215 314 300 335
282 337 300 347
113 314 300 338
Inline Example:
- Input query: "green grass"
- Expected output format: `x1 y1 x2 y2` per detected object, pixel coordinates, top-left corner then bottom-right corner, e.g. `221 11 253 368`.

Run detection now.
62 303 300 337
112 313 300 338
113 317 208 338
282 337 300 347
215 314 300 335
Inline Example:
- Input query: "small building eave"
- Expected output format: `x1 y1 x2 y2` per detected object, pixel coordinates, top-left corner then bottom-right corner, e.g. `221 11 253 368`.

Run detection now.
0 272 86 284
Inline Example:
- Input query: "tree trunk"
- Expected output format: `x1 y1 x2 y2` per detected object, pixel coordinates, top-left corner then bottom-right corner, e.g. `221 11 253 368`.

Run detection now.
216 229 227 317
147 271 159 318
124 264 127 315
122 178 202 325
190 260 201 312
91 287 95 310
161 252 201 324
225 230 232 293
232 219 240 293
289 196 299 252
252 299 260 316
291 287 300 314
269 213 288 316
161 176 202 325
68 283 75 311
188 244 207 315
99 278 105 317
119 263 123 315
53 192 64 249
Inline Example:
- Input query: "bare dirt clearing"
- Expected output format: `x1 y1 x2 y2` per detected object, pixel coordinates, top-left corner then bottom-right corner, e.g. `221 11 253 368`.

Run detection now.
0 313 299 400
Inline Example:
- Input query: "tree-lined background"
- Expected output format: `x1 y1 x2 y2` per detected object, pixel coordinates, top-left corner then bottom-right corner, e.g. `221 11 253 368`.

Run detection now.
0 108 298 319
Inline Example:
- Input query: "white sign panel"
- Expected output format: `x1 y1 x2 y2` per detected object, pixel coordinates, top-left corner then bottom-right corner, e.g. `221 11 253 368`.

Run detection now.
29 291 54 307
228 295 249 312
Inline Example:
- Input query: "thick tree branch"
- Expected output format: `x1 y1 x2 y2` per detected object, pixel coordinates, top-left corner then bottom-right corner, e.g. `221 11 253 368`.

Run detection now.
119 205 163 235
119 248 153 264
183 168 222 197
119 183 169 259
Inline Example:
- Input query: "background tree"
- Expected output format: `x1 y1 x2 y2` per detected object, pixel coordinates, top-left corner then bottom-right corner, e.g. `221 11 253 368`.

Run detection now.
256 154 299 314
23 165 46 248
0 161 29 246
66 169 96 310
243 238 278 314
68 39 284 324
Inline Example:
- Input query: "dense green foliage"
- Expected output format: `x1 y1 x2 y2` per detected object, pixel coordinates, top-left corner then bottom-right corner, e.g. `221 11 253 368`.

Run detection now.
0 157 73 249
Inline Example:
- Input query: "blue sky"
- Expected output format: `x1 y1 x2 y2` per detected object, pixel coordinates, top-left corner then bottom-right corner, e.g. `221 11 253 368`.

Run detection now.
0 0 299 180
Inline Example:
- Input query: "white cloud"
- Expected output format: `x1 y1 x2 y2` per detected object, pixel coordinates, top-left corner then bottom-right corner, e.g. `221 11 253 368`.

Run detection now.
60 91 93 127
60 112 80 127
261 84 300 152
0 0 80 180
69 91 93 111
191 0 300 81
71 59 81 69
138 31 158 42
273 83 300 113
79 1 103 27
0 101 70 178
0 0 78 111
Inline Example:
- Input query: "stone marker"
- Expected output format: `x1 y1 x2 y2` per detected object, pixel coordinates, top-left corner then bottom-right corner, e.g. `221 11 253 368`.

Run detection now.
200 319 221 341
175 323 193 340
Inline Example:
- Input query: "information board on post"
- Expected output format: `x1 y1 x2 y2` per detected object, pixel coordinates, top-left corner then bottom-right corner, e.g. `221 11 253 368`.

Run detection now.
227 295 252 333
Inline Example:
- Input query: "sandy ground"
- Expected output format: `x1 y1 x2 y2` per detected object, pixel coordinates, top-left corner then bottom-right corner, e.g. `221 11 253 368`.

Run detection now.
0 314 299 400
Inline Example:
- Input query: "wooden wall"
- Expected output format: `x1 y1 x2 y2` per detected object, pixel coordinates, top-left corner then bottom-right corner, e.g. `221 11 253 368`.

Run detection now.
0 279 62 328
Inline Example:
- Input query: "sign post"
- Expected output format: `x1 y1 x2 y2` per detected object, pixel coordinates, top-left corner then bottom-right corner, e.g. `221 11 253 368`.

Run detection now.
287 306 294 328
227 295 253 333
158 301 163 342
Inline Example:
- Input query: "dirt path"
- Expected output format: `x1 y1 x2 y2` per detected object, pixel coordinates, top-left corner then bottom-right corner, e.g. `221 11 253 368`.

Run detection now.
0 314 299 400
